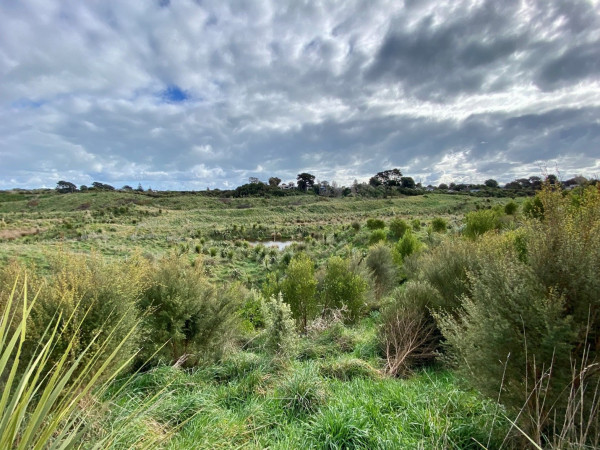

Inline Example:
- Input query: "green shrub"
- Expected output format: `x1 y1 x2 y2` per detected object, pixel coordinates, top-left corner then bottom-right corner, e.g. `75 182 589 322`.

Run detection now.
411 218 421 231
368 229 387 245
393 229 423 264
365 218 385 230
435 256 575 443
319 256 368 323
522 195 544 219
263 293 297 355
138 255 241 365
351 221 360 232
430 217 447 233
463 209 501 239
365 243 396 301
504 200 518 215
281 253 318 331
388 218 409 239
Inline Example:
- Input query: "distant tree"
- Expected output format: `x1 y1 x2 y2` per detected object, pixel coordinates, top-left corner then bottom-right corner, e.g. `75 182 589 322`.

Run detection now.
484 179 499 188
400 176 415 189
92 182 115 191
121 185 133 191
369 168 403 187
135 183 144 192
438 183 448 190
297 173 316 192
56 180 77 194
529 176 542 190
268 177 282 187
80 185 88 192
545 174 559 185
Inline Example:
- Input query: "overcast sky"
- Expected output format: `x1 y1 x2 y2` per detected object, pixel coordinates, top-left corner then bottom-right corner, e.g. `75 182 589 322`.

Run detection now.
1 0 599 190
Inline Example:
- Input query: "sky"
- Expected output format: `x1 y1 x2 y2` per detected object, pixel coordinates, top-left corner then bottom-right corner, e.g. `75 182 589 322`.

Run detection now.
1 0 599 190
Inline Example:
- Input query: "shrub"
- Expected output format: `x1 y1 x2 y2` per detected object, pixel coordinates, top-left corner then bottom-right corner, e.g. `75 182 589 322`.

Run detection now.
368 229 387 245
388 218 409 239
138 254 241 365
263 293 297 355
435 256 575 444
522 195 544 219
281 253 318 331
379 282 442 377
319 256 368 323
365 243 396 301
351 221 360 232
463 209 501 239
411 218 421 231
365 218 385 230
504 200 518 215
23 251 150 377
393 229 423 264
430 217 447 233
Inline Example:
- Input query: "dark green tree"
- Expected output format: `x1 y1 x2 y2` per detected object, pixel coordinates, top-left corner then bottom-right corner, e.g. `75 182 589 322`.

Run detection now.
297 173 316 192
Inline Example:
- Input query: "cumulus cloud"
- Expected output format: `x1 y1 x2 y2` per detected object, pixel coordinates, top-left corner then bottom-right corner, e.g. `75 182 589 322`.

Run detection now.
0 0 599 189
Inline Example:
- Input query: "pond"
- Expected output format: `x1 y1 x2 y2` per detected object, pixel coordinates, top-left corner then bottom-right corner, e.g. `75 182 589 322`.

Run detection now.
248 240 296 251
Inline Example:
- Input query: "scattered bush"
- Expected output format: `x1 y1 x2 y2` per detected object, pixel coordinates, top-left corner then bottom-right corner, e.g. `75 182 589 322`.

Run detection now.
365 243 396 301
393 229 423 264
368 229 387 245
389 218 409 239
365 218 385 230
263 293 297 355
318 256 368 323
138 254 241 365
411 218 421 231
504 200 518 215
463 209 501 239
522 195 544 219
281 253 318 331
430 217 447 233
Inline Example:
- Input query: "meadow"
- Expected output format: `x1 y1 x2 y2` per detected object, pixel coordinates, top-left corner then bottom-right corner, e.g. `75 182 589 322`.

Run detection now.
0 185 597 448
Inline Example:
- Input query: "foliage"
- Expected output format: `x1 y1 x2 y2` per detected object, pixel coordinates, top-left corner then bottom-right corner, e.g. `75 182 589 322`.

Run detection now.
393 229 423 264
368 229 387 245
281 253 318 331
318 256 368 323
297 173 316 191
365 243 396 301
522 195 544 219
388 218 409 239
275 363 327 416
263 293 297 355
365 218 385 230
0 277 151 449
369 168 403 187
430 217 447 232
138 254 241 365
463 209 502 238
504 200 518 215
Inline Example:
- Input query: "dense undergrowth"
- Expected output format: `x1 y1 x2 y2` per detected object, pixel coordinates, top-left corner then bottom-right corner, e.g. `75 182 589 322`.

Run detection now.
0 184 598 448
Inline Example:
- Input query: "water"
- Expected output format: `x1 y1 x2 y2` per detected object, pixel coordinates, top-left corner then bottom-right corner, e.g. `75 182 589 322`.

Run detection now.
248 240 296 250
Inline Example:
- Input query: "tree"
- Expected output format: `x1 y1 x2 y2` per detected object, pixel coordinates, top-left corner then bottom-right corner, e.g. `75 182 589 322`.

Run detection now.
268 177 281 187
297 173 316 192
249 177 261 184
319 256 368 323
484 179 498 188
400 176 415 189
438 183 448 190
56 180 77 193
369 168 403 187
92 182 115 191
281 253 317 331
135 183 144 192
121 185 133 191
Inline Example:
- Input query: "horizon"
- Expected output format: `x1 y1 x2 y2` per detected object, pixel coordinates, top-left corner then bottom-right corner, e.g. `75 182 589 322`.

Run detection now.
1 0 599 190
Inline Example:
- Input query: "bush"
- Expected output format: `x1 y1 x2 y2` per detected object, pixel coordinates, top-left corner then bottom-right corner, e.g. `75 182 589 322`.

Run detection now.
388 218 409 239
319 256 368 323
368 229 387 245
22 251 150 377
504 200 518 215
379 282 442 377
411 218 421 231
281 253 318 331
365 243 396 301
463 209 501 239
522 195 544 219
138 254 241 365
263 293 297 355
365 218 385 230
351 221 360 232
393 229 423 264
430 217 447 233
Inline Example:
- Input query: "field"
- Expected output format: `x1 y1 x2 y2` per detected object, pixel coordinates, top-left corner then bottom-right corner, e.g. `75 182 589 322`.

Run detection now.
1 187 597 449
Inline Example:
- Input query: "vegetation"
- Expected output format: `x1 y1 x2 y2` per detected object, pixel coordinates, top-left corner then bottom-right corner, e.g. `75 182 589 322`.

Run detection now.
0 178 597 447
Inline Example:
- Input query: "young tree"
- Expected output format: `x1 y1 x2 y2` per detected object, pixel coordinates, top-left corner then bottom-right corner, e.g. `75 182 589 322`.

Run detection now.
281 253 317 331
319 256 368 323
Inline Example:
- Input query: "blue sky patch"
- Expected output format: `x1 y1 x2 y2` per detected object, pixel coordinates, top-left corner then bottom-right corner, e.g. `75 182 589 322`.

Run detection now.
162 85 188 103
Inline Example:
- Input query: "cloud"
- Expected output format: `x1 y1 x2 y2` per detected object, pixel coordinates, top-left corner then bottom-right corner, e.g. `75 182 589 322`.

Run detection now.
0 0 599 189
